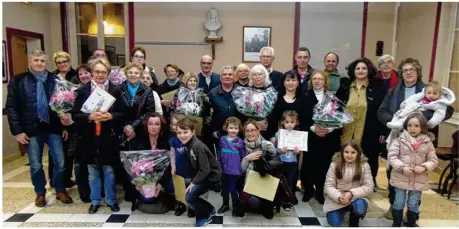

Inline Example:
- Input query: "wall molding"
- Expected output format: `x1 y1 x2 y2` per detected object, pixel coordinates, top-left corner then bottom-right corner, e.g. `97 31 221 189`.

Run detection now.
361 2 368 57
429 2 442 82
60 2 68 52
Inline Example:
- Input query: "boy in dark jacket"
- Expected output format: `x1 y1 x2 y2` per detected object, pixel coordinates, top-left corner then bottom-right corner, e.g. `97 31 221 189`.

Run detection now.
176 117 222 227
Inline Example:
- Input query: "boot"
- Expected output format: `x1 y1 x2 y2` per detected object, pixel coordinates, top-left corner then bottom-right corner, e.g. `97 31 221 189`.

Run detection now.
349 212 360 227
392 209 404 227
235 202 246 217
175 202 187 216
405 210 418 227
261 201 274 219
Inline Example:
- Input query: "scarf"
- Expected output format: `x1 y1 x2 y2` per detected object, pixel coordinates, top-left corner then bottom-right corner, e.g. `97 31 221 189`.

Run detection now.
31 69 49 123
90 79 109 136
378 71 398 89
402 130 427 150
127 81 141 104
91 79 109 93
244 135 272 155
167 78 179 87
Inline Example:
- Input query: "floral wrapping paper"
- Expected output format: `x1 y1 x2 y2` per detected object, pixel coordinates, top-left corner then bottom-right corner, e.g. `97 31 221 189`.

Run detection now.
312 91 353 129
120 149 171 198
49 77 80 122
231 86 278 119
168 87 213 125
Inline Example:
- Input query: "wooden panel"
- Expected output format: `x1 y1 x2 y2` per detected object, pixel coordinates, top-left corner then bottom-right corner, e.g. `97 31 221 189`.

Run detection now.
11 36 28 75
450 31 458 71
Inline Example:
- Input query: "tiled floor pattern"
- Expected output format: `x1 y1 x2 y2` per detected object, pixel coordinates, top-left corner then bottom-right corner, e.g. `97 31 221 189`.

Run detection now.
2 156 459 227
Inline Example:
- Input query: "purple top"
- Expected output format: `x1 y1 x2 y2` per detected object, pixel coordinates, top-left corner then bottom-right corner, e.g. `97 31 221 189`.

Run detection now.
218 136 246 175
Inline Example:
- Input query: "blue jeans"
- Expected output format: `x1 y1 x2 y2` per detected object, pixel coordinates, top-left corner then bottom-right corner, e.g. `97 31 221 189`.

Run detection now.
327 198 368 227
88 165 116 205
185 181 214 218
26 133 66 195
393 187 422 213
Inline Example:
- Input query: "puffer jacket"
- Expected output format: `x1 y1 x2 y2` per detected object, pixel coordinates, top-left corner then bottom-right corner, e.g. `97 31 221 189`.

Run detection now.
323 153 374 213
6 70 63 137
388 131 438 191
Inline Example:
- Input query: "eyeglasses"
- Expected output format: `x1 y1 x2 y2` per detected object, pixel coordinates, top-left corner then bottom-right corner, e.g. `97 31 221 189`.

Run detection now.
260 55 273 59
93 70 108 76
252 72 265 77
56 60 69 65
133 54 145 59
245 129 258 133
201 62 212 65
402 68 415 73
380 60 392 66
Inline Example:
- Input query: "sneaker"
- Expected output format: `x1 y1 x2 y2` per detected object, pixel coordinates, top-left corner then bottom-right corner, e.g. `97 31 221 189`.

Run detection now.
209 208 216 218
195 217 212 227
35 195 46 207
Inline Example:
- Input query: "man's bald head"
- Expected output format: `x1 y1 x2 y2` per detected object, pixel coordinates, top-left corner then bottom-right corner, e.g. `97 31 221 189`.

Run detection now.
200 54 214 75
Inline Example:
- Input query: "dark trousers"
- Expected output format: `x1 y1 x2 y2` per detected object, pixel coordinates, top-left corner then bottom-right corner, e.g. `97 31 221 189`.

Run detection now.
301 155 330 199
364 151 379 185
282 162 298 195
221 173 239 206
75 162 90 197
185 180 214 218
387 165 395 205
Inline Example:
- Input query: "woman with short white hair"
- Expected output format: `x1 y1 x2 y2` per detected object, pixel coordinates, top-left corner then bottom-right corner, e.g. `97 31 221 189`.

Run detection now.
377 54 398 89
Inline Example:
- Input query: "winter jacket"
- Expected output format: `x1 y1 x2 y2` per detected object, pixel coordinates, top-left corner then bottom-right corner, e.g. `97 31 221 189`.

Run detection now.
218 136 246 175
6 70 63 137
269 69 284 93
198 72 221 94
388 131 438 191
241 136 279 174
71 82 124 165
208 84 239 135
401 86 456 127
323 153 374 213
119 81 156 145
185 136 222 185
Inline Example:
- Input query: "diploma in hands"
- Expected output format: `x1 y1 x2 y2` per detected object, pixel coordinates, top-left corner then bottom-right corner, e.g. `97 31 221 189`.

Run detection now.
278 129 308 151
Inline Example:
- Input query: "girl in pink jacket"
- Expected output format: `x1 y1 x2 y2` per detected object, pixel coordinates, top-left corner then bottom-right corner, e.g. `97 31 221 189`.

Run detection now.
323 140 374 227
388 112 438 227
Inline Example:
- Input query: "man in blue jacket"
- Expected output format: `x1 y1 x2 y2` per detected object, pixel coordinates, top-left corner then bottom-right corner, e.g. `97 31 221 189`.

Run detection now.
259 47 283 92
5 50 73 207
198 55 220 94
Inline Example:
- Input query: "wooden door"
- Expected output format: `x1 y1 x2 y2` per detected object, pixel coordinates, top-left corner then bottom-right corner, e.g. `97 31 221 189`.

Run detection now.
11 36 28 75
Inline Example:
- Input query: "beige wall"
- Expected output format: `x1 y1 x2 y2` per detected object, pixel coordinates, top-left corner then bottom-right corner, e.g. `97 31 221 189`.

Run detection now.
2 2 62 159
395 2 437 83
134 2 295 82
365 2 396 64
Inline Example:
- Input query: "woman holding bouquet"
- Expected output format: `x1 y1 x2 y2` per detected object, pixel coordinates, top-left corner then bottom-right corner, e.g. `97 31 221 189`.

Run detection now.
72 58 124 214
300 71 341 204
336 58 387 189
232 64 278 139
119 62 156 202
126 113 175 212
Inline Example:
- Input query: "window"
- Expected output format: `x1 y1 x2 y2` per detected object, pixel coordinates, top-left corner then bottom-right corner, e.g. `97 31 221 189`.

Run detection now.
74 2 127 66
449 3 459 112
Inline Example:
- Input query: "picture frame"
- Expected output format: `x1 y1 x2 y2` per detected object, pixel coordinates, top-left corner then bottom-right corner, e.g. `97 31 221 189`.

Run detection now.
3 40 8 83
242 26 272 63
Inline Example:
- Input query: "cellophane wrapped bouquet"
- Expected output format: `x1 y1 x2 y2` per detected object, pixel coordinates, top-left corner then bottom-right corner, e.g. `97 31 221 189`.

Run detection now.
312 91 353 129
231 86 278 119
172 87 206 116
49 77 80 124
108 67 126 86
120 150 171 198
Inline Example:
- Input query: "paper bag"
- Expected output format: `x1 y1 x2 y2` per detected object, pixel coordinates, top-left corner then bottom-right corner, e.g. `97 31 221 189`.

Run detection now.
161 89 178 101
243 170 280 201
172 175 186 204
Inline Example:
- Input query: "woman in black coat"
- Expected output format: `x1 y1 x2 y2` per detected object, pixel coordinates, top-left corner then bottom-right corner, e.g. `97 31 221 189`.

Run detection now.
300 70 341 204
72 58 124 214
336 58 388 188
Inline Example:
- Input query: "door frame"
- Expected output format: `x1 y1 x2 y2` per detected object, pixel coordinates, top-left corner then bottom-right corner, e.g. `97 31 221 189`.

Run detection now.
6 27 45 78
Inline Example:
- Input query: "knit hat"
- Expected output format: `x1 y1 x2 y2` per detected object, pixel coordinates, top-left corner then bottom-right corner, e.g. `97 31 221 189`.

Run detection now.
181 72 199 87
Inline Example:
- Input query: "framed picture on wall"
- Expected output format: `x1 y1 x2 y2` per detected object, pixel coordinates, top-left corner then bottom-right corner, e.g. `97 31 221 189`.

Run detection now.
242 26 271 62
3 40 8 83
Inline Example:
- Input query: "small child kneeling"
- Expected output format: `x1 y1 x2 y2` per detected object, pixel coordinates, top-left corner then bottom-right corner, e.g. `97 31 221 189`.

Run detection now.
323 140 374 227
388 112 438 227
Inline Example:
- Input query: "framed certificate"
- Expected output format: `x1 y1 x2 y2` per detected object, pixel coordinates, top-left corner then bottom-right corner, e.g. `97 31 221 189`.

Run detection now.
278 129 308 152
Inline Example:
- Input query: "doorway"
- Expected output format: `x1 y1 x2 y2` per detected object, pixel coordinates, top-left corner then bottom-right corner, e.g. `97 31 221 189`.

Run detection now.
11 36 28 75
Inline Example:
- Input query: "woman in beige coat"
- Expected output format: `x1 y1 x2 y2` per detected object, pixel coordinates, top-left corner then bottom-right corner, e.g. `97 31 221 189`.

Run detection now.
388 112 438 227
324 140 374 227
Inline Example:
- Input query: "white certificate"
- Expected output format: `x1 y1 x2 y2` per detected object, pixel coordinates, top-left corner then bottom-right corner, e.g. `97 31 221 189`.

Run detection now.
81 87 116 113
278 129 308 151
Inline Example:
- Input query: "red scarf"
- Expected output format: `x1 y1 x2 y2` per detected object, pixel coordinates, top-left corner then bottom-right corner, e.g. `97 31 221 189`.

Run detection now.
378 71 398 89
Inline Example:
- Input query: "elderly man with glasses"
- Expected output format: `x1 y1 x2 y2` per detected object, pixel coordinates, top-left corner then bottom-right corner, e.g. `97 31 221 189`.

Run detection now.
259 46 283 92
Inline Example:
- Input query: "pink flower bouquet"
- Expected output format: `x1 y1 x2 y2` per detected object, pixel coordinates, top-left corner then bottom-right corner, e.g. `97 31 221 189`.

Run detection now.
120 150 171 198
49 78 79 123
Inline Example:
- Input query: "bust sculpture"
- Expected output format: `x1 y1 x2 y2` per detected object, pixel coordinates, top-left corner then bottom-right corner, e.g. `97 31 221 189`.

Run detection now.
204 6 222 38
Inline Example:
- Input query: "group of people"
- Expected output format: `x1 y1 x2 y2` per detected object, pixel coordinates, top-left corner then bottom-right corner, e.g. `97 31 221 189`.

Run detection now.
5 44 455 227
